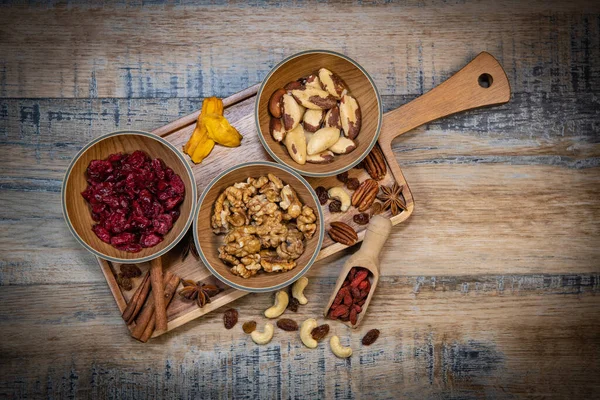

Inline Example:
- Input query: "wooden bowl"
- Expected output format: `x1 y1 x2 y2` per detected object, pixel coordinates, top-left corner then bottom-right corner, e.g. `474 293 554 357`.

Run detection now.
62 130 197 263
256 50 382 177
194 161 325 292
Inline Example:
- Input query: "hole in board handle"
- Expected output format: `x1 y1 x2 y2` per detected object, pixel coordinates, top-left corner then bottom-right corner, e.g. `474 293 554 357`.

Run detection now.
478 73 493 88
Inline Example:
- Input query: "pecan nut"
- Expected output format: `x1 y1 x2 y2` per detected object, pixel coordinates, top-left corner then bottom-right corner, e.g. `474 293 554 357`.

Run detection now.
328 221 358 246
351 179 379 212
363 144 387 181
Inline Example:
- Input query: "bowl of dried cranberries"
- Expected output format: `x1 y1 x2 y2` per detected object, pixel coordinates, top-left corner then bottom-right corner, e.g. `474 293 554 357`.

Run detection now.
62 130 197 263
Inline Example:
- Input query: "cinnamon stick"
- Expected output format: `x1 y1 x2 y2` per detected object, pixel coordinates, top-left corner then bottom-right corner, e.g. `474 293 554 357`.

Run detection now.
121 271 151 324
139 274 180 343
130 271 180 341
150 257 168 334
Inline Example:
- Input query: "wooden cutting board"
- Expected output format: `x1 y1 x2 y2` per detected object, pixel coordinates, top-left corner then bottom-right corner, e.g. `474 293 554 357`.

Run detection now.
96 52 510 338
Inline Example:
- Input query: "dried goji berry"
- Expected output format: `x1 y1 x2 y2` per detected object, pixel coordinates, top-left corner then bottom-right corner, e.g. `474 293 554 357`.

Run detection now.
350 308 358 325
359 289 369 299
353 304 362 313
358 280 369 290
357 299 366 306
350 270 368 288
348 267 357 281
343 292 353 306
330 305 349 318
350 286 361 299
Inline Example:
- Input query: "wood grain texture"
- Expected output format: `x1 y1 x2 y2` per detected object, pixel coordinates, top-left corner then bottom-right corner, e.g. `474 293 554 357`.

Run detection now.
1 0 599 398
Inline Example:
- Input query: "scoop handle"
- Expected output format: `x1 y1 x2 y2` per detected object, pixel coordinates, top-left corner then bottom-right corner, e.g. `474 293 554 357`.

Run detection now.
358 215 392 263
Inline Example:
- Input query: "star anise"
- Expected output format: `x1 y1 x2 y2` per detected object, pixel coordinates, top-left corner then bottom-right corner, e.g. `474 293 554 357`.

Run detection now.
377 182 406 216
179 280 222 308
181 230 199 261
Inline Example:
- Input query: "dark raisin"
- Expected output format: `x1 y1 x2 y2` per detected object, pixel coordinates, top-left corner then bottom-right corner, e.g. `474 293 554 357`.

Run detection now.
353 213 370 225
119 264 141 278
287 297 300 312
362 329 380 345
336 171 349 183
223 308 238 329
329 199 342 213
315 186 329 205
116 273 133 291
242 321 257 334
311 324 330 341
276 318 299 331
346 177 360 191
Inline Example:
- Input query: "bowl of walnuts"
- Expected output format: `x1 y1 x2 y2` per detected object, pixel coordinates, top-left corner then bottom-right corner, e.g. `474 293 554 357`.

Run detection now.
194 161 325 292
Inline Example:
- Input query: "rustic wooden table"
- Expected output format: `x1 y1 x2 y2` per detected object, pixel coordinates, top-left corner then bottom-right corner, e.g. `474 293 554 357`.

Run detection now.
1 1 599 399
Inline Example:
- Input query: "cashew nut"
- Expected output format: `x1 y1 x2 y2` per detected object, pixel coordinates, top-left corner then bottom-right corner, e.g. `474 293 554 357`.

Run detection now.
329 335 353 358
264 290 289 318
251 323 274 345
291 276 309 305
300 318 318 348
328 187 351 212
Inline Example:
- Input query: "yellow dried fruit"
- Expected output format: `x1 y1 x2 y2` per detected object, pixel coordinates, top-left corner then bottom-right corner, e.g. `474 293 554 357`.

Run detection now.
191 138 215 164
184 97 223 156
203 114 243 148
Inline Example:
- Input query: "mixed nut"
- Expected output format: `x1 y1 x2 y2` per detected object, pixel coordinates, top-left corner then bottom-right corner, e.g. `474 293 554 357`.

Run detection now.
308 144 407 246
211 174 317 278
234 276 380 359
268 68 362 165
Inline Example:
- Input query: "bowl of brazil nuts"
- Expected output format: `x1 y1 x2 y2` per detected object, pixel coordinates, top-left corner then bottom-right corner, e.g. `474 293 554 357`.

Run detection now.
255 50 383 177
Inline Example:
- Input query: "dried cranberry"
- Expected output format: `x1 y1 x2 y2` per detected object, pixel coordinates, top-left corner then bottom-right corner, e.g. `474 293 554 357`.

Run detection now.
170 175 185 195
115 243 142 253
168 209 180 222
140 233 163 248
164 195 183 211
87 160 113 181
111 232 136 247
153 214 173 235
81 151 185 253
92 224 112 243
130 215 151 230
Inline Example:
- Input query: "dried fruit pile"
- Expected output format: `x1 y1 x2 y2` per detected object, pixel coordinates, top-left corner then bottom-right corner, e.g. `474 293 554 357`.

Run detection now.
183 97 243 164
268 68 361 165
81 150 185 252
327 267 371 325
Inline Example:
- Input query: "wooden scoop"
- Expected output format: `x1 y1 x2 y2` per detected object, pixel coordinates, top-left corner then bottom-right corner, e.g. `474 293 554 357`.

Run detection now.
323 215 393 328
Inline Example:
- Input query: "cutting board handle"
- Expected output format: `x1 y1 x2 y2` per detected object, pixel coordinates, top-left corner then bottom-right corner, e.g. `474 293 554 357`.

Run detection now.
378 51 511 149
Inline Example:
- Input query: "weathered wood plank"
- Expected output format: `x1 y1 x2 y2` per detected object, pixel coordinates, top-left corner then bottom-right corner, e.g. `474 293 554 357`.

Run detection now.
0 277 598 398
1 91 598 186
0 1 599 398
0 2 598 99
1 162 599 286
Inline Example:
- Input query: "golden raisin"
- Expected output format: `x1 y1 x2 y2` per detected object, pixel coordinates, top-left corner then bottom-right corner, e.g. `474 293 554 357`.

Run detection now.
242 321 257 334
